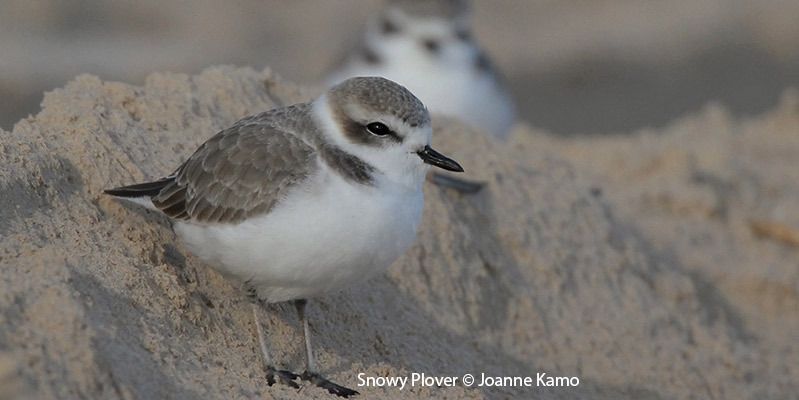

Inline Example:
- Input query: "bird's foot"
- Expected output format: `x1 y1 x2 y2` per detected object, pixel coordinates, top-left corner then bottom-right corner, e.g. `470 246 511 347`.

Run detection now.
301 370 359 398
428 172 484 194
265 366 300 389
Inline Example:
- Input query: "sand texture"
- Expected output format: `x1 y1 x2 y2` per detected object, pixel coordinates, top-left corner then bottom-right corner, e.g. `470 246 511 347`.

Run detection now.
1 67 796 399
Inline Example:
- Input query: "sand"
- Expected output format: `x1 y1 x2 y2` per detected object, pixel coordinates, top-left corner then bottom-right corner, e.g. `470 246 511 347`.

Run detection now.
0 66 796 399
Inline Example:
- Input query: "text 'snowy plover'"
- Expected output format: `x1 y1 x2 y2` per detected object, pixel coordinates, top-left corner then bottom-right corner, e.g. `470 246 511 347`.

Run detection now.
105 77 463 397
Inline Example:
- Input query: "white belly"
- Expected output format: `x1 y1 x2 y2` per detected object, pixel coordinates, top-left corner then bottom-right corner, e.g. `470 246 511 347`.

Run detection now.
174 170 423 303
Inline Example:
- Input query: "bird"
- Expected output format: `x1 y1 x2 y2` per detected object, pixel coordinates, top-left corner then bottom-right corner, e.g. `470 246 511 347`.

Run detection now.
327 0 516 139
104 77 463 397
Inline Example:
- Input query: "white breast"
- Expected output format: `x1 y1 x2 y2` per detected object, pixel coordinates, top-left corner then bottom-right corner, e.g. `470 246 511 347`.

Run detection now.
174 168 423 303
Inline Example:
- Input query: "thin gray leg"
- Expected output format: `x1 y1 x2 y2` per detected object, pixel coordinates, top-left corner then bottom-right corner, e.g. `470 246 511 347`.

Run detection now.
251 303 273 366
295 299 317 373
251 302 299 388
295 299 359 398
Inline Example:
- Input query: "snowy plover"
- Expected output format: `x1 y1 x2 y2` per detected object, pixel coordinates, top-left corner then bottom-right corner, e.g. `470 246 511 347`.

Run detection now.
327 0 516 139
105 77 462 397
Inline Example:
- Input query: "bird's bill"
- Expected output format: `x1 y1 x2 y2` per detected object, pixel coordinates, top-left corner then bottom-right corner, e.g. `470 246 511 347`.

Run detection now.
416 145 464 172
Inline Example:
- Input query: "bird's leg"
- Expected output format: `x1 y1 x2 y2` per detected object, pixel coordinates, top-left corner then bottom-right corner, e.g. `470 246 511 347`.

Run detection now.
249 291 300 388
428 171 484 194
295 299 360 398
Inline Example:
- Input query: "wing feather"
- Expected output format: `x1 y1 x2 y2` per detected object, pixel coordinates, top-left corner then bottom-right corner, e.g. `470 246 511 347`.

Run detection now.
152 122 317 224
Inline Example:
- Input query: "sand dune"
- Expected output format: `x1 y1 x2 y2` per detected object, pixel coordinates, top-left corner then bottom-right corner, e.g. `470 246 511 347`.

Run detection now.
0 67 796 399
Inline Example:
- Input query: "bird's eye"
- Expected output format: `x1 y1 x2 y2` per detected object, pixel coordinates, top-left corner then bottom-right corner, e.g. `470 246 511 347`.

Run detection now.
366 122 391 136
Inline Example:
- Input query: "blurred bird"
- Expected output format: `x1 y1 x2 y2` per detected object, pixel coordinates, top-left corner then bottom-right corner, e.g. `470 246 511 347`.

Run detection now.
327 0 516 139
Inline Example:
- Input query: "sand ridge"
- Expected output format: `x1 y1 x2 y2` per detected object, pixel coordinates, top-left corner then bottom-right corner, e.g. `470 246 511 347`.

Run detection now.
0 66 796 399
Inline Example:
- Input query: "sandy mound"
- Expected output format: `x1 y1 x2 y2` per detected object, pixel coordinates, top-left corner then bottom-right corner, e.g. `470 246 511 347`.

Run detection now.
1 66 795 399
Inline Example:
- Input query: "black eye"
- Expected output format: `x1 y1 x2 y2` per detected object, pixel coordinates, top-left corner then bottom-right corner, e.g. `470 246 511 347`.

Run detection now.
366 122 391 136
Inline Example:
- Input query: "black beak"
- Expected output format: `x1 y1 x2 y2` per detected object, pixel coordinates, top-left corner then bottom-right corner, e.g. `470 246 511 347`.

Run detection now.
416 145 464 172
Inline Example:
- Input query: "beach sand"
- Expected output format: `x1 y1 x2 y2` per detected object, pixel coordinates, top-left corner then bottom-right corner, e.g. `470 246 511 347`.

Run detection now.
1 67 796 399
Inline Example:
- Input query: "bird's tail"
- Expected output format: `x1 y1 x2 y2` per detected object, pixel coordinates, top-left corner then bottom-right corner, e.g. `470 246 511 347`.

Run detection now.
104 176 175 211
104 176 174 198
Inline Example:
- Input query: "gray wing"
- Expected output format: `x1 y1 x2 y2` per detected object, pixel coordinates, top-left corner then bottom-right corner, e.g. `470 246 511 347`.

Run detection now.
152 121 317 224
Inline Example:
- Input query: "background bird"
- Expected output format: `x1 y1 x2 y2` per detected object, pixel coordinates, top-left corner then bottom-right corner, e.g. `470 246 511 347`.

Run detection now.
327 0 516 139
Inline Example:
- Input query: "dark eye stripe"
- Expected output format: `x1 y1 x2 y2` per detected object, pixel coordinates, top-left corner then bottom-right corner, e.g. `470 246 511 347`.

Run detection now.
366 122 402 143
334 111 402 146
329 99 405 146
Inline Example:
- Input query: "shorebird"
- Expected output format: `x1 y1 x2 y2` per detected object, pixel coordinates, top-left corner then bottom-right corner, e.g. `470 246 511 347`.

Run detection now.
327 0 516 139
105 76 463 397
